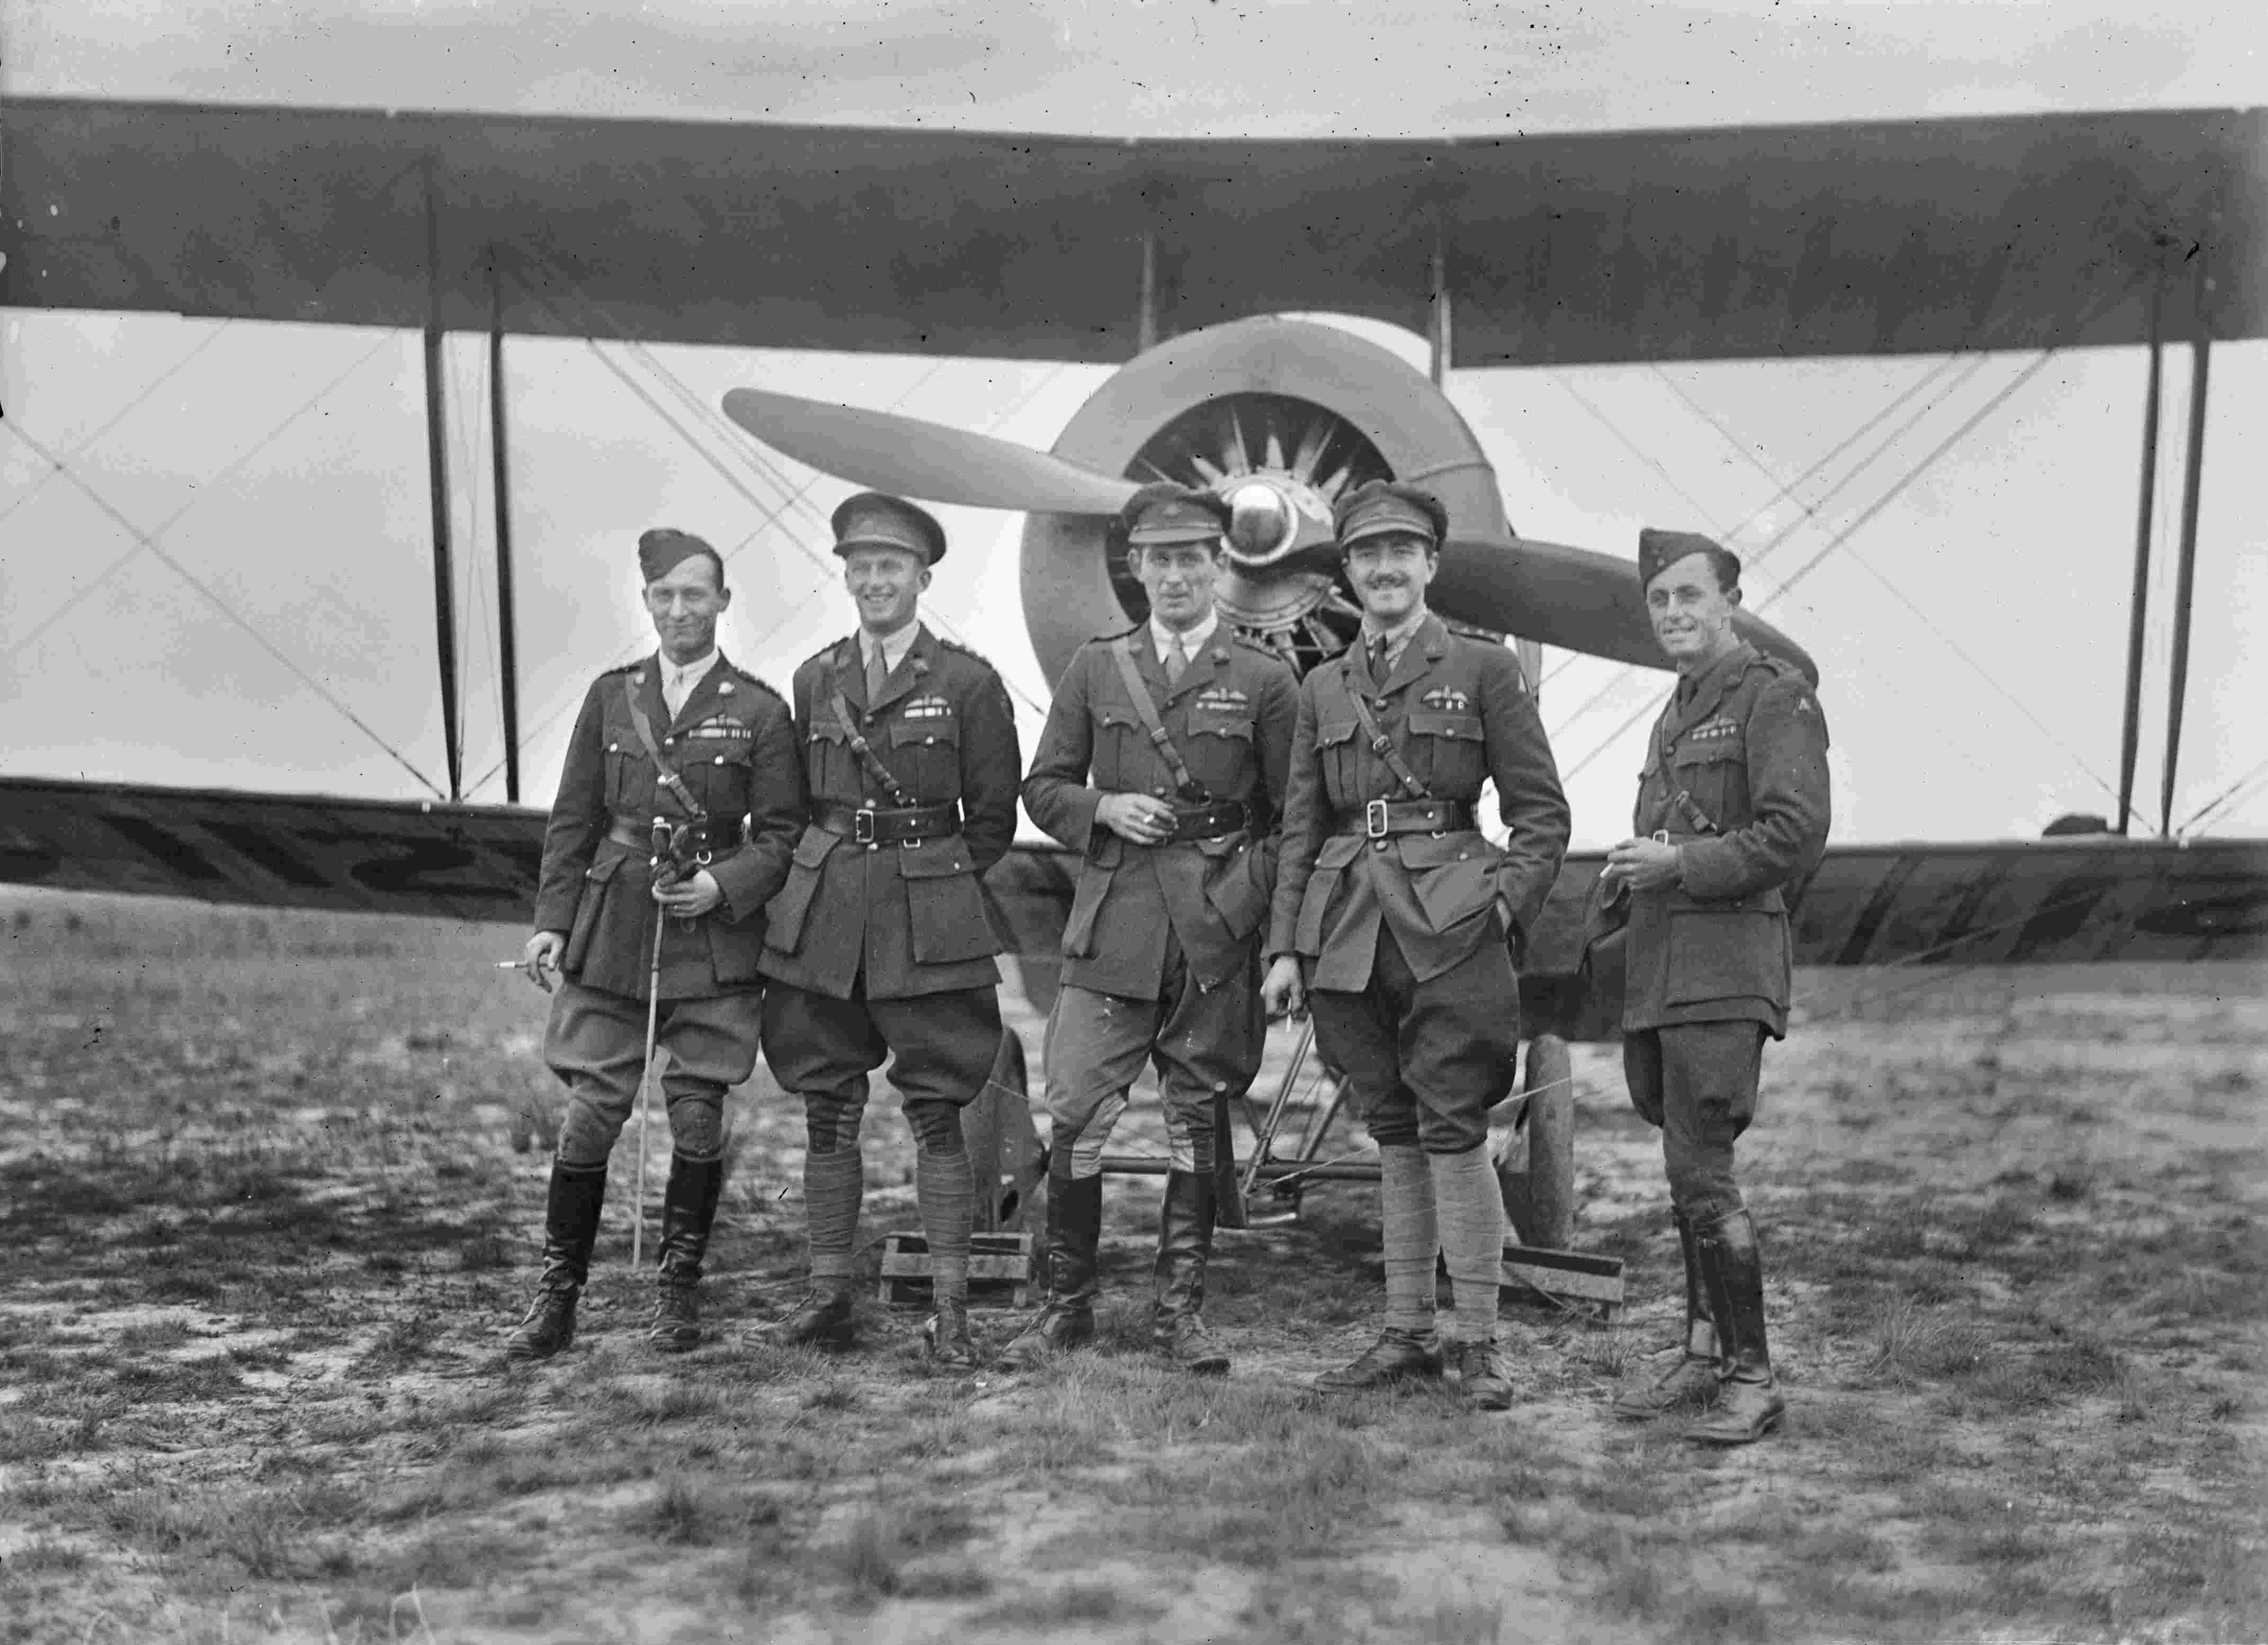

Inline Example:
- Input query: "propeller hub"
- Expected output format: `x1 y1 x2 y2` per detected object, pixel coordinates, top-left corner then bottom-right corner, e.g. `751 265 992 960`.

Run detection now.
1219 474 1332 569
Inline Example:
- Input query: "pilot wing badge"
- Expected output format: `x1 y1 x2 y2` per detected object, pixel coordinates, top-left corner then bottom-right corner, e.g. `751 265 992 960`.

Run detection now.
1421 687 1472 712
901 694 955 720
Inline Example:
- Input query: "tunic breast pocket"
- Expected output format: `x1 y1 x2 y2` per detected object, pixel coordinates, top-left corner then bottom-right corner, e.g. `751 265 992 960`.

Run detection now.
690 737 754 814
1090 704 1143 791
888 714 960 799
1183 707 1254 794
602 740 645 812
1405 709 1486 795
1315 718 1360 803
1670 737 1748 827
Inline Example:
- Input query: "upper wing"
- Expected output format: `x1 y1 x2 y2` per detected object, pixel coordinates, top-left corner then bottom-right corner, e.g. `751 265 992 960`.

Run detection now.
5 100 2257 363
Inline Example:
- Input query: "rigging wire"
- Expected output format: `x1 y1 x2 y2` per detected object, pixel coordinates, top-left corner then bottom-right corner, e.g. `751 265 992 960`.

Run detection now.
0 413 446 800
2178 753 2268 838
1554 345 2079 788
0 319 237 537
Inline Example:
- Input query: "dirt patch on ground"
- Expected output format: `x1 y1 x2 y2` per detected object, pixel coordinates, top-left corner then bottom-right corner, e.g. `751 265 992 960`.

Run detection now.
2 895 2264 1642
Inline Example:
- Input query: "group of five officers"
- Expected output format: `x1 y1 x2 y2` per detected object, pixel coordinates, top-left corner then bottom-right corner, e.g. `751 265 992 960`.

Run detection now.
511 475 1829 1447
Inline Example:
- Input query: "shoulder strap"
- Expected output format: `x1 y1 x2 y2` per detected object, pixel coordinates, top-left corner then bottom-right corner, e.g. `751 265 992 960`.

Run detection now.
1338 657 1431 801
1109 636 1208 801
622 674 703 819
825 665 918 807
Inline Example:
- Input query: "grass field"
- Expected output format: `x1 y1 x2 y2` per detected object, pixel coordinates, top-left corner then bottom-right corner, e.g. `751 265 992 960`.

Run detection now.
2 888 2264 1643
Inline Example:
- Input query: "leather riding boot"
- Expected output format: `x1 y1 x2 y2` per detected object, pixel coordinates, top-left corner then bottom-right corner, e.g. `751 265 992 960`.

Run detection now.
1314 1326 1443 1394
504 1161 608 1363
649 1154 724 1354
925 1294 979 1370
1446 1338 1514 1411
1151 1170 1228 1375
1685 1208 1786 1445
1612 1207 1720 1419
998 1167 1102 1370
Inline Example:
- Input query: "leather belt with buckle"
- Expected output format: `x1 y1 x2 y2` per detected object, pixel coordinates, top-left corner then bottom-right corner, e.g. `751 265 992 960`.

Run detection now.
606 816 746 862
1164 799 1251 843
1336 798 1475 838
813 800 962 846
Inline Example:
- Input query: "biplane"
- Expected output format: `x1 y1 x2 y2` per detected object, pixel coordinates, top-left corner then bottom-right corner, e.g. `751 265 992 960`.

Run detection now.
5 95 2266 1245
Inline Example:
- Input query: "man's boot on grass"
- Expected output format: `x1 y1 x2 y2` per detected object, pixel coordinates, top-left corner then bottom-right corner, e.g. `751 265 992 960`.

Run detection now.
1685 1208 1786 1445
1445 1337 1514 1411
649 1153 724 1354
925 1294 978 1371
1613 1207 1720 1419
504 1160 607 1364
1151 1170 1229 1376
1314 1327 1443 1393
998 1166 1100 1371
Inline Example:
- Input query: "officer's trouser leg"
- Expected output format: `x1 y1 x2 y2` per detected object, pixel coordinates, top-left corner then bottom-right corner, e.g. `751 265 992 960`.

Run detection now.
1650 1022 1764 1227
760 985 885 1307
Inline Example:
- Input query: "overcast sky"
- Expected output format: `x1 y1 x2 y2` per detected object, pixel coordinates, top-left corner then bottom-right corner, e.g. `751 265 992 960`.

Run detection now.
3 0 2264 844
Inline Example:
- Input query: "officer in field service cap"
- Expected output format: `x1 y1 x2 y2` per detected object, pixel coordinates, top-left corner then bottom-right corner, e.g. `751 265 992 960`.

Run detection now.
510 527 803 1361
751 493 1022 1370
1601 526 1830 1444
1261 481 1569 1411
1004 484 1299 1376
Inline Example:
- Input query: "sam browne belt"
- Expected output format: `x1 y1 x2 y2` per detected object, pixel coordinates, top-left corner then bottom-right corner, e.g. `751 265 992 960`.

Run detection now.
1332 798 1475 838
812 800 963 846
606 815 748 858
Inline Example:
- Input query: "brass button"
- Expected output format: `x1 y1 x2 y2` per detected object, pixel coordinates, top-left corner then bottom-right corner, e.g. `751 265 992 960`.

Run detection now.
1373 840 1388 852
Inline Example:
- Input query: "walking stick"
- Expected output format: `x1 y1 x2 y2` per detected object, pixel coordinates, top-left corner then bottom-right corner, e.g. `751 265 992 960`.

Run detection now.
632 818 673 1267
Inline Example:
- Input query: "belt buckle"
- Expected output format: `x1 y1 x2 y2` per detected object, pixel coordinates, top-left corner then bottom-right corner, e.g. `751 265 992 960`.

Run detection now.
1365 799 1389 839
853 809 878 845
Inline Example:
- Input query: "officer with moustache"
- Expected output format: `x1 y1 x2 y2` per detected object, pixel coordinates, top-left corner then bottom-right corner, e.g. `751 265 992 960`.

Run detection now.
1262 482 1569 1411
754 494 1022 1370
510 528 802 1361
1005 485 1299 1376
1602 529 1829 1445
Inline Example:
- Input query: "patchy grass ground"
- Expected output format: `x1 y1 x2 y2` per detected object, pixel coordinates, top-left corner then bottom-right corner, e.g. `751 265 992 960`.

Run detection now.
2 889 2263 1643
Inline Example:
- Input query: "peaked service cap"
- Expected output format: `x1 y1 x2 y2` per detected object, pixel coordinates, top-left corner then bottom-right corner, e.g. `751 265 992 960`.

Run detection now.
1116 482 1231 550
1333 480 1449 551
831 492 948 565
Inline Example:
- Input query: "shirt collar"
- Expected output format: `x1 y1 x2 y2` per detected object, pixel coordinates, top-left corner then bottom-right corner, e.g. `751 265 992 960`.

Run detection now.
1358 607 1428 653
1676 640 1749 704
1150 608 1218 660
861 617 922 672
660 648 719 687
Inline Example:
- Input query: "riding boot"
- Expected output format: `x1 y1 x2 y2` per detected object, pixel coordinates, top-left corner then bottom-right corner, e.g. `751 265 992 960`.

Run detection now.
1151 1170 1228 1375
1684 1208 1786 1445
649 1153 724 1354
998 1163 1101 1370
504 1160 608 1363
1612 1206 1720 1419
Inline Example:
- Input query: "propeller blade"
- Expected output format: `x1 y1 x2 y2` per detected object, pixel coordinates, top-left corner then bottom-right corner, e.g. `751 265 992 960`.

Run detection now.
720 387 1139 516
1432 535 1819 683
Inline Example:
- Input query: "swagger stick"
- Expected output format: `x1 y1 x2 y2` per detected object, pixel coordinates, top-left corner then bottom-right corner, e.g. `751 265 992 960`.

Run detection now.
631 818 674 1266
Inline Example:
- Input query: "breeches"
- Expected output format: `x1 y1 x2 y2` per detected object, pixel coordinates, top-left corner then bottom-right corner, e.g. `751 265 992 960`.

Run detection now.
543 979 762 1167
1311 923 1520 1156
1043 933 1264 1179
1622 1021 1765 1224
761 980 1002 1155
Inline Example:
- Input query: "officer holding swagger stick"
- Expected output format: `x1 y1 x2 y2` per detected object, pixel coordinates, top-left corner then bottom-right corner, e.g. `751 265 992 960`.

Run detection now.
1006 485 1298 1376
1262 482 1568 1411
510 528 802 1361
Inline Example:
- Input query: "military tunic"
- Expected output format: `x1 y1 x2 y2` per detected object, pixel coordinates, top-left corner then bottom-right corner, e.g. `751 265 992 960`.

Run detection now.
1021 622 1298 1175
531 652 802 1164
759 624 1022 1115
1619 640 1831 1222
1268 616 1570 1153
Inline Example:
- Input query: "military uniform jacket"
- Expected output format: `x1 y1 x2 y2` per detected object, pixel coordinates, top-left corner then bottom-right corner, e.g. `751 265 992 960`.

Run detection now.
532 654 802 1000
1267 614 1571 993
1623 641 1832 1038
759 624 1022 1000
1022 623 1299 999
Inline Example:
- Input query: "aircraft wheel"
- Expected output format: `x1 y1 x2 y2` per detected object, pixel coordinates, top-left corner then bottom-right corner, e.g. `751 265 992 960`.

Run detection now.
964 1029 1043 1233
1497 1035 1575 1249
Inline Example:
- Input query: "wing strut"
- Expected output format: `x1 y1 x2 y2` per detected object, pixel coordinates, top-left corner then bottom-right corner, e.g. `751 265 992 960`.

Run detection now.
2159 248 2214 837
422 158 463 802
2114 260 2167 835
488 249 522 805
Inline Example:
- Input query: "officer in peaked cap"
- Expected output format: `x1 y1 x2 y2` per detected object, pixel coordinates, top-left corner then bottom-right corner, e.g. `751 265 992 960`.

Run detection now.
1005 484 1299 1376
1262 480 1570 1410
1603 525 1831 1445
507 526 803 1362
752 491 1021 1369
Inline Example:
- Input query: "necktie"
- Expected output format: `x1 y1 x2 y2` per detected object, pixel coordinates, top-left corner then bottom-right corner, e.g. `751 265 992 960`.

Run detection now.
866 642 889 702
1367 635 1390 680
664 664 688 719
1165 633 1189 685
